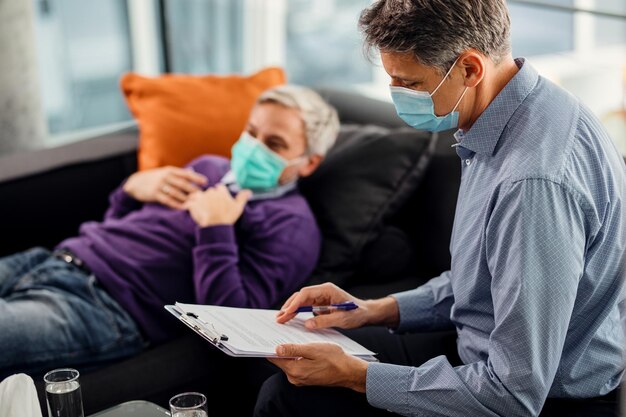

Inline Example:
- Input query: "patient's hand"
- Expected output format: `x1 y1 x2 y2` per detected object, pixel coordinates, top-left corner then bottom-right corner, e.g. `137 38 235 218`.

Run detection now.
123 166 208 210
184 184 251 227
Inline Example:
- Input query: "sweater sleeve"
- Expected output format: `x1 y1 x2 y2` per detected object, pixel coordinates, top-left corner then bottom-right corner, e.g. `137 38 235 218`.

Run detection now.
103 181 143 220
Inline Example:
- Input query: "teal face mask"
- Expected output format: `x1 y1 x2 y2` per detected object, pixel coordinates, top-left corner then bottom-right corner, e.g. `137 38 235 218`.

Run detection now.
389 57 468 133
231 132 305 191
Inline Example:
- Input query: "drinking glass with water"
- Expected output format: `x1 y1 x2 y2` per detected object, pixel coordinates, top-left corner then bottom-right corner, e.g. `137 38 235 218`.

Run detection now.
169 392 208 417
43 368 84 417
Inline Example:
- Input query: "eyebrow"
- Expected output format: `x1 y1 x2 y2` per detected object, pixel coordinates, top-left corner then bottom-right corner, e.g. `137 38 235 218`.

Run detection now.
393 76 423 84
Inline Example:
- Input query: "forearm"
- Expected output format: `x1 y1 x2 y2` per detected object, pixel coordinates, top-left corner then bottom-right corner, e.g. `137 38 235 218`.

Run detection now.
391 271 455 332
345 357 369 393
363 296 400 328
193 225 251 306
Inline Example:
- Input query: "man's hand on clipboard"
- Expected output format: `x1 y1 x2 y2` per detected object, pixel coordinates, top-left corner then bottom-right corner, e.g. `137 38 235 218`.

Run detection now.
268 342 369 393
270 282 401 392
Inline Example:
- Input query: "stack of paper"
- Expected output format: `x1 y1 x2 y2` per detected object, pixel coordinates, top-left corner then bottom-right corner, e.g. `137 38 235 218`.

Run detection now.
166 303 377 361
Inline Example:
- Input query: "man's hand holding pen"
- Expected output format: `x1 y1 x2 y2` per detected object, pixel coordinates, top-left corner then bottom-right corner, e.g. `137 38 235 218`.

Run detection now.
270 282 401 392
275 283 371 330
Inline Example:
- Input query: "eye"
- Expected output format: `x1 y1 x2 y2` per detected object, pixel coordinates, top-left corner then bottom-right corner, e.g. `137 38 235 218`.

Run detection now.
265 141 282 152
265 135 290 151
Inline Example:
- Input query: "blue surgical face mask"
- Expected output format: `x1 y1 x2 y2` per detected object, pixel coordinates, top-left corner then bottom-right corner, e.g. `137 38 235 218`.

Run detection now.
230 132 305 191
389 58 469 132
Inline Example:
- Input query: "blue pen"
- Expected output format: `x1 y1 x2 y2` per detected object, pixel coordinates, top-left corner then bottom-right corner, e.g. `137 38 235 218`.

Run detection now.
295 301 359 314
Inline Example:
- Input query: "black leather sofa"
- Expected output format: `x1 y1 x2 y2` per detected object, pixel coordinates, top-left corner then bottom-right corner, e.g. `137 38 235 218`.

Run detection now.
0 87 461 415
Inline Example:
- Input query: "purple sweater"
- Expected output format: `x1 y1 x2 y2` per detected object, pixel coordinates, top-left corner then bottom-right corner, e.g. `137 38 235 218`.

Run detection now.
58 156 321 343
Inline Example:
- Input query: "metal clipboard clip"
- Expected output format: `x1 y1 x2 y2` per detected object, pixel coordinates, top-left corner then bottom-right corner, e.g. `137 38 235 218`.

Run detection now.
179 311 229 346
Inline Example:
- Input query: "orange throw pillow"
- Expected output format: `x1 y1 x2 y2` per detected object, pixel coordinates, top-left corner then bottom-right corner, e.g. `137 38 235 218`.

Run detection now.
121 67 287 170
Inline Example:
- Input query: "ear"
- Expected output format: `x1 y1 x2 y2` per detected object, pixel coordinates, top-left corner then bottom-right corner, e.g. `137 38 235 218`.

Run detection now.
458 50 485 88
298 154 323 178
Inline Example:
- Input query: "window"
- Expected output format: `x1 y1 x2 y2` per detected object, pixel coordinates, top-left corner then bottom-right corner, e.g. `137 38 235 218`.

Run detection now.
285 0 373 87
33 0 134 139
593 0 626 47
508 1 626 154
163 0 245 74
25 0 625 155
509 1 575 57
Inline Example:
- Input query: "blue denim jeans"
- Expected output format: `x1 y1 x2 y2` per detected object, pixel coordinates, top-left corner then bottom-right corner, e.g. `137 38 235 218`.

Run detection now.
0 247 145 377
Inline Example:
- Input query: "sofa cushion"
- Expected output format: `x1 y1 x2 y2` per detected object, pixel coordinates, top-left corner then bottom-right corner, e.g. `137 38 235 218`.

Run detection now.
120 67 286 170
299 124 434 286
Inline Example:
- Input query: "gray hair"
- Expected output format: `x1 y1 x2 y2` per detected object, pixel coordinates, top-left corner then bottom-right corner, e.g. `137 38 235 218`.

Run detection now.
257 85 340 157
358 0 511 74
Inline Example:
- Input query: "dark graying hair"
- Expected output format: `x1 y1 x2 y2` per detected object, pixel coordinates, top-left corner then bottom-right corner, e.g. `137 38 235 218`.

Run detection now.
358 0 511 73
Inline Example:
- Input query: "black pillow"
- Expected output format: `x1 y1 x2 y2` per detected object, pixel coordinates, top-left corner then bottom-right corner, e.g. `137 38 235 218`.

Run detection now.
299 124 435 286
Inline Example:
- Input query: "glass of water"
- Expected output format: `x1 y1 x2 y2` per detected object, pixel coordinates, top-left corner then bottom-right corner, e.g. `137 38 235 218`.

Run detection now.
169 392 208 417
43 368 84 417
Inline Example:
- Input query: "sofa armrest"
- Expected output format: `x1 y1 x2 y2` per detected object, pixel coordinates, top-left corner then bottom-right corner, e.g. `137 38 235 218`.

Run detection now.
0 128 139 257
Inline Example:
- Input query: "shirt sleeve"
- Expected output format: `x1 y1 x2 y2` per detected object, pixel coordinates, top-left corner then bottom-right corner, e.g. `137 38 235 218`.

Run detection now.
103 181 143 220
367 178 588 417
391 270 455 333
191 213 321 308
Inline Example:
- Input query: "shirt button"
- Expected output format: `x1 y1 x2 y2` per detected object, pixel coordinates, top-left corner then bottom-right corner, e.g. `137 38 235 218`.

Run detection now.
465 159 472 166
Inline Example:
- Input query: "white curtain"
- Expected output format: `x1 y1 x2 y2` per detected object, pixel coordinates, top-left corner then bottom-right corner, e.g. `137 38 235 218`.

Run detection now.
0 0 46 154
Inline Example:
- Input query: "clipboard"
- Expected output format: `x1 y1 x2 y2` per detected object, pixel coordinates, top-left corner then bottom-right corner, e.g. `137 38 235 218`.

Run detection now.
165 303 378 362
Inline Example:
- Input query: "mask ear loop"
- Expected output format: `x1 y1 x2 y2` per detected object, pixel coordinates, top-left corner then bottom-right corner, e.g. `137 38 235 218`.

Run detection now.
430 56 462 97
451 87 469 113
431 57 469 117
286 155 308 167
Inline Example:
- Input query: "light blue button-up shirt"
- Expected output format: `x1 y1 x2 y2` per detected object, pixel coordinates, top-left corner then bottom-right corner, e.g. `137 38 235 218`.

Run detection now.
367 59 626 417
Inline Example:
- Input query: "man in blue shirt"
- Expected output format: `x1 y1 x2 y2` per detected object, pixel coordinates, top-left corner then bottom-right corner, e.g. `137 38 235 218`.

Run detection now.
254 1 625 416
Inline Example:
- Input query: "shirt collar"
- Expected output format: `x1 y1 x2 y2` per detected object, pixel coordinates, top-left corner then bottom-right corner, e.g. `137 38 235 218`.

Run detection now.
455 58 539 156
220 170 297 201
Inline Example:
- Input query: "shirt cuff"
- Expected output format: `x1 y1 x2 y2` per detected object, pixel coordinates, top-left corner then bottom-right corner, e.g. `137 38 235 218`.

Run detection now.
366 362 411 415
391 287 435 333
196 225 236 245
108 186 141 214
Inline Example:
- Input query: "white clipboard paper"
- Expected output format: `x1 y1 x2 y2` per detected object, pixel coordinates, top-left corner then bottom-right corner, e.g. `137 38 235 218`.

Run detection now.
165 303 378 362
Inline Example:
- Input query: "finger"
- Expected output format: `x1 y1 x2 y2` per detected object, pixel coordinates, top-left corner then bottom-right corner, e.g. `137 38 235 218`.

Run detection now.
235 190 252 206
182 193 199 209
276 291 316 324
183 192 200 207
276 344 311 359
277 343 336 359
276 292 302 323
156 193 185 210
267 357 284 368
267 357 300 370
173 168 209 185
161 185 188 204
282 285 334 316
278 292 300 315
165 175 202 195
304 311 351 330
